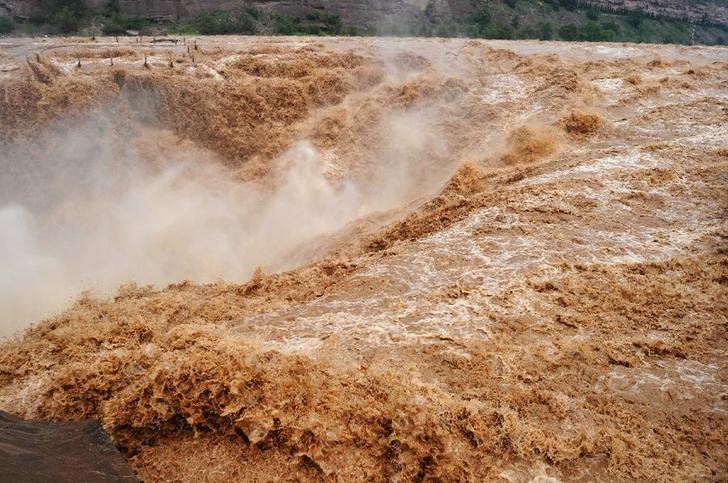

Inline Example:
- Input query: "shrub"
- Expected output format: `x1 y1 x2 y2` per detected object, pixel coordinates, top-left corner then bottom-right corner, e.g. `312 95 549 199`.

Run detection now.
544 0 560 12
627 11 643 29
0 16 14 34
581 22 605 41
559 23 579 40
243 6 259 19
195 11 257 35
54 5 83 32
342 24 361 36
102 16 149 35
322 13 342 34
558 0 578 11
538 21 553 40
302 11 342 35
102 20 124 35
103 0 120 17
601 20 620 35
434 21 459 38
43 0 86 29
557 21 622 42
471 3 491 27
485 22 514 39
271 14 299 35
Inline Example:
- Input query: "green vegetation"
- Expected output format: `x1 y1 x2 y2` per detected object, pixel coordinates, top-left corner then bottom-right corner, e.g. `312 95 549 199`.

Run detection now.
455 0 726 44
0 16 15 34
0 0 724 45
32 0 87 33
192 10 257 35
0 0 149 35
360 0 726 44
99 0 150 35
173 9 346 36
101 17 150 36
558 21 619 42
270 12 334 35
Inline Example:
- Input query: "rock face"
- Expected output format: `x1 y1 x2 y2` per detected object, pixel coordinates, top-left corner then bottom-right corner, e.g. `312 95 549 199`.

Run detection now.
0 0 32 17
0 411 138 482
585 0 728 25
0 0 453 22
1 0 727 25
96 0 472 23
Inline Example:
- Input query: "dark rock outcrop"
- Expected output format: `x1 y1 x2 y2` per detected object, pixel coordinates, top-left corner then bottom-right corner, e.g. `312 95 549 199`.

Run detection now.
0 410 137 483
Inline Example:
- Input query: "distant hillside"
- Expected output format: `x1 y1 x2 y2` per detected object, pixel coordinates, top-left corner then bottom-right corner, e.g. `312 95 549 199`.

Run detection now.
585 0 728 25
1 0 727 44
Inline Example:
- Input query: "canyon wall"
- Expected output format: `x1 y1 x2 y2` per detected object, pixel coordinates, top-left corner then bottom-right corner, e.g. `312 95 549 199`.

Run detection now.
2 0 726 25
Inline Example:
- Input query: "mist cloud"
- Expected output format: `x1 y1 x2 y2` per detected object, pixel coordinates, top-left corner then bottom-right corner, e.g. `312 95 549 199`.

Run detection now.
0 103 451 337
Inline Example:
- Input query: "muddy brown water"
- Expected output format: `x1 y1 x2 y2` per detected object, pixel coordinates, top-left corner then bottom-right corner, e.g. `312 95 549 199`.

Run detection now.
0 36 726 481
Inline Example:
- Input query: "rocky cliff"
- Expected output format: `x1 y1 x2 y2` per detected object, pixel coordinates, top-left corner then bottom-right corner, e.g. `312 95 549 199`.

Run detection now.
88 0 418 22
3 0 440 22
585 1 728 25
2 0 727 26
